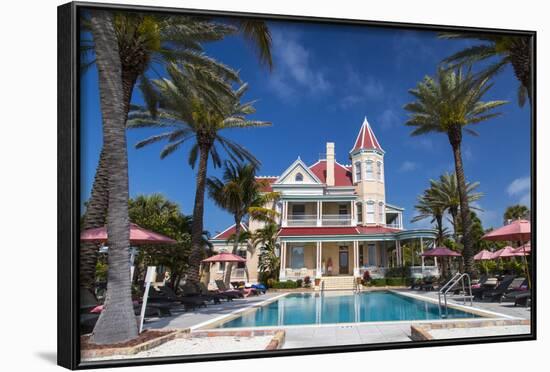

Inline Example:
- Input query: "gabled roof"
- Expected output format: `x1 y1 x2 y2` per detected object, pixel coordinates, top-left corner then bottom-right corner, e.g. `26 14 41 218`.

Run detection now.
350 117 384 153
309 160 353 187
211 222 248 240
274 157 322 185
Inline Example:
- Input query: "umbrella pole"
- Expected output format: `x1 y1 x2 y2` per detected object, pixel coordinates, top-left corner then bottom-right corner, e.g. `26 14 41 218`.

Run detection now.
520 240 531 289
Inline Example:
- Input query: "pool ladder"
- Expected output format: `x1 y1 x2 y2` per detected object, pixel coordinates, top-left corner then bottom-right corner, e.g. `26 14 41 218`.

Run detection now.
438 272 473 318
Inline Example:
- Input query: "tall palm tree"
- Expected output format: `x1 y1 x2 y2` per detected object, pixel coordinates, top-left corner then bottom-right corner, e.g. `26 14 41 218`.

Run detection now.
129 65 271 282
207 162 279 285
80 13 273 290
404 68 507 274
411 189 446 245
79 13 239 291
88 10 137 344
253 223 281 282
439 33 533 106
503 204 530 222
429 172 483 243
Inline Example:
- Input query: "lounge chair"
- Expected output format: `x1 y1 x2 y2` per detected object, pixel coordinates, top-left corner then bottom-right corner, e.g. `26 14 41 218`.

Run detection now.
149 285 207 310
179 282 222 304
251 283 267 294
480 275 516 302
215 280 248 297
198 282 236 301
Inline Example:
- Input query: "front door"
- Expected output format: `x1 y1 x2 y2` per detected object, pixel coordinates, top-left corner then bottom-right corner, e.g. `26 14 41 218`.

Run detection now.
339 246 349 274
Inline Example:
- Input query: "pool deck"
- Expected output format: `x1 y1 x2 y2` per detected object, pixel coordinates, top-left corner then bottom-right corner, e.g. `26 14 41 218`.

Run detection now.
144 289 531 350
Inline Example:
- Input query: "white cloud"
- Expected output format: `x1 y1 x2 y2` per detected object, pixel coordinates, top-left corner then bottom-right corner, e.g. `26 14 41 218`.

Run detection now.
268 30 331 100
338 67 384 108
507 177 530 196
378 109 400 130
399 161 418 172
507 176 531 207
471 202 499 229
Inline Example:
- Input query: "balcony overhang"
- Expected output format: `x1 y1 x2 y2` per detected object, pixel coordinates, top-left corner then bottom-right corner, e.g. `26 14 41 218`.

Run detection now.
281 194 357 201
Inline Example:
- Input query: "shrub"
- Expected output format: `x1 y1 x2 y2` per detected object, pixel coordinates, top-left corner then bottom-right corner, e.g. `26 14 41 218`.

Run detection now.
385 266 410 279
369 278 386 287
385 277 406 286
296 279 303 288
272 280 298 289
303 276 311 287
361 270 371 286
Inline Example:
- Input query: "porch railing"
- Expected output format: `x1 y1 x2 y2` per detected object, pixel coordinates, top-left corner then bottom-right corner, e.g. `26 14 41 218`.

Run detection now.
284 268 315 280
286 214 317 226
322 214 352 226
410 265 440 278
286 214 353 226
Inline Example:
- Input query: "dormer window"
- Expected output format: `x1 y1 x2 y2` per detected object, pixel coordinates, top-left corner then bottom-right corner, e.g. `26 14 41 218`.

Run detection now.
354 161 362 182
366 161 374 180
295 172 304 182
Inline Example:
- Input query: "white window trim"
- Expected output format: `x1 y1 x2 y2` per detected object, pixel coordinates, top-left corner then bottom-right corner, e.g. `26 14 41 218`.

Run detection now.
366 200 375 223
365 160 374 180
354 161 362 182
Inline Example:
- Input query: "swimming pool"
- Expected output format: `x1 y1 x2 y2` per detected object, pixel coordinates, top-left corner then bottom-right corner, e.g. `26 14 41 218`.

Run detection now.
217 291 479 328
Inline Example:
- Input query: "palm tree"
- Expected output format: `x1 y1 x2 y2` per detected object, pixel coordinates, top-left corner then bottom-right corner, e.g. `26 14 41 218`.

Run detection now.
207 162 279 285
129 65 271 282
80 13 273 290
253 223 281 282
503 204 530 222
429 172 483 243
411 189 446 245
439 33 533 106
404 68 507 274
88 10 137 344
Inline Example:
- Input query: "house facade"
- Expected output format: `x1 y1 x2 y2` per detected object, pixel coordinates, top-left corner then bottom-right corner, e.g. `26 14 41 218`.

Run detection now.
209 118 438 285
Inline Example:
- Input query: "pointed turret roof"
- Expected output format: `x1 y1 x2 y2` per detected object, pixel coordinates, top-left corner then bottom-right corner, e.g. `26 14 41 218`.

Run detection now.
350 117 384 153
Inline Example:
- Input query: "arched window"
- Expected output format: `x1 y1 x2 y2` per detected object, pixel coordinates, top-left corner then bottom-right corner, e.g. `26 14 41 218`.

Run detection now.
378 202 385 224
377 161 383 181
366 160 374 180
354 161 362 182
295 172 303 182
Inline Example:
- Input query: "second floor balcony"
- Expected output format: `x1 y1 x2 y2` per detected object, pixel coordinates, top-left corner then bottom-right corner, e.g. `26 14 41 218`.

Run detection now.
287 213 353 227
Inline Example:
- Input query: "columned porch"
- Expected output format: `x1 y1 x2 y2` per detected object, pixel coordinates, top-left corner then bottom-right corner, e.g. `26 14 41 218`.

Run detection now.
277 228 439 281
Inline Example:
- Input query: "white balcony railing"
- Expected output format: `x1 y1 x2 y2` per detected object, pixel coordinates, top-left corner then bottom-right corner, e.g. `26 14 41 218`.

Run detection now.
286 214 353 226
386 222 402 229
322 214 352 226
287 214 317 226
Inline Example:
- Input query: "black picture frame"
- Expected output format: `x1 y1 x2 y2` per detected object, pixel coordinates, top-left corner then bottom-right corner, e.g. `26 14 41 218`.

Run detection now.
58 1 537 369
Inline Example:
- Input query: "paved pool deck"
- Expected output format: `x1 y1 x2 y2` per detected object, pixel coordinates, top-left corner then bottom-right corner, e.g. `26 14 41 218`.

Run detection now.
144 289 531 350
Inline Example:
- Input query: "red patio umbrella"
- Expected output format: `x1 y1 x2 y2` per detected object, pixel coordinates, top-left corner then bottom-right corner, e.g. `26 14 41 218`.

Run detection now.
80 223 177 245
513 243 531 255
421 247 461 257
482 219 531 287
474 250 493 261
201 252 246 263
491 246 520 259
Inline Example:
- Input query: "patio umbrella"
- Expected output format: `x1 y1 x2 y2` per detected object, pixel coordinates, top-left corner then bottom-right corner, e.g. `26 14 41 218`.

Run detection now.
421 247 461 278
482 219 531 288
201 252 248 284
81 223 177 280
491 246 520 259
474 250 493 260
513 243 531 255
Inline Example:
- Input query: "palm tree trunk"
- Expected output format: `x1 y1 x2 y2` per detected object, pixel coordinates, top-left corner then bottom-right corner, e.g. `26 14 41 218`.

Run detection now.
89 10 138 344
448 129 475 276
509 37 532 103
435 214 444 245
450 211 459 244
186 143 211 282
80 148 109 292
224 219 242 286
79 60 139 291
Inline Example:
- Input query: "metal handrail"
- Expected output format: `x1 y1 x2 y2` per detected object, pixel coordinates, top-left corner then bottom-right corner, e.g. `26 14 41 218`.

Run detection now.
438 273 473 318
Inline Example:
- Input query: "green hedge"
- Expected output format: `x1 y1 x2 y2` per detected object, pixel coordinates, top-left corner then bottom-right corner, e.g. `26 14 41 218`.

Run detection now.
272 280 298 289
369 278 386 286
368 277 407 287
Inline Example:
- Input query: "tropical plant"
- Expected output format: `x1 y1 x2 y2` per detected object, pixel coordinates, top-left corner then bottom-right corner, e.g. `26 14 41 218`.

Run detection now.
129 65 271 282
79 13 240 292
411 188 447 245
429 172 483 243
207 162 279 285
88 10 137 344
404 67 507 274
439 33 532 106
79 13 273 290
503 204 530 222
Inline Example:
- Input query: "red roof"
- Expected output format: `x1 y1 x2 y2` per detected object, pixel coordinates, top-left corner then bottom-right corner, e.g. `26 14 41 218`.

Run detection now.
356 226 401 234
351 117 383 153
212 223 248 240
309 160 353 187
256 177 277 192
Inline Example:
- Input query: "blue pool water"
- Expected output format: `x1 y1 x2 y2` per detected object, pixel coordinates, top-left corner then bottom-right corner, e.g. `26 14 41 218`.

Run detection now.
218 291 479 328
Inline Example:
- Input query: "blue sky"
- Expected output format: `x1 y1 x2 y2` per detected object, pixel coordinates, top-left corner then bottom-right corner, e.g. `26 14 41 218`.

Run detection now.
81 18 531 236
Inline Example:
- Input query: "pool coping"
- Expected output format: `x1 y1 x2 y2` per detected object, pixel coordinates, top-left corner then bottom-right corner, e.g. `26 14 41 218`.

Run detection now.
195 290 521 332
